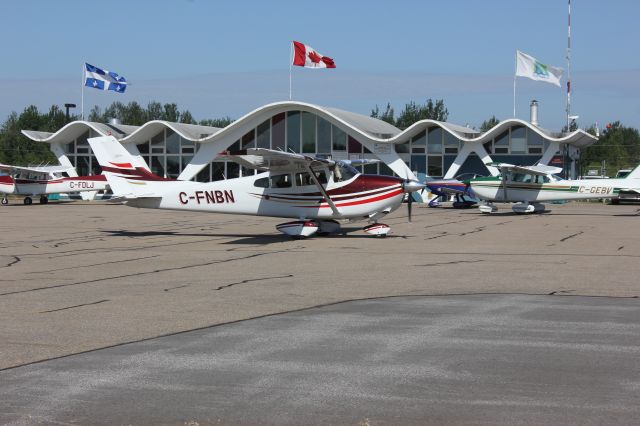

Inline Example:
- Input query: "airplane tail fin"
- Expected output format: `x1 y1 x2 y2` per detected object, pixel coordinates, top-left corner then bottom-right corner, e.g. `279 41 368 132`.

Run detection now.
88 136 171 198
625 164 640 179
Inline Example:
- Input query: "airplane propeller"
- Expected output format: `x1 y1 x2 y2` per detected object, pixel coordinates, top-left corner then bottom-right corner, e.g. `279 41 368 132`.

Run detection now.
401 178 426 222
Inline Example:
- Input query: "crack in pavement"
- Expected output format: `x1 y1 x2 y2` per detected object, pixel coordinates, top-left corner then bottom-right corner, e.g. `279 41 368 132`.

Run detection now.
26 255 162 274
559 231 585 242
40 299 110 313
214 274 295 291
163 284 189 292
415 260 484 267
0 250 290 297
1 256 20 268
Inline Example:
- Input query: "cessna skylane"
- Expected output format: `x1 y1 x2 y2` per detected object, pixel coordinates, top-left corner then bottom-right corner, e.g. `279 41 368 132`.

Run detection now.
468 162 640 213
87 136 426 237
0 163 108 205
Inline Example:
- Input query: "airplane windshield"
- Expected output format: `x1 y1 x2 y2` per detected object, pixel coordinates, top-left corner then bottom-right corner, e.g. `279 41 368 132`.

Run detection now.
333 161 358 182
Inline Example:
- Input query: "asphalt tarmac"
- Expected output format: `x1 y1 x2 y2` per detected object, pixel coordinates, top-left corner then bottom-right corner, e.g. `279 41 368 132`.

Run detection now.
1 201 639 424
1 294 639 425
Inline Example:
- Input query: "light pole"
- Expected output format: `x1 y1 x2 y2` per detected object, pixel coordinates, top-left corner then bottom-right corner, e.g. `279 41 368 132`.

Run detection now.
64 103 76 122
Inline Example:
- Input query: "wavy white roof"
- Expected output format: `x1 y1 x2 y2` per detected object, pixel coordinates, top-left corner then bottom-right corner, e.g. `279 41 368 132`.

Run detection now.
22 101 597 148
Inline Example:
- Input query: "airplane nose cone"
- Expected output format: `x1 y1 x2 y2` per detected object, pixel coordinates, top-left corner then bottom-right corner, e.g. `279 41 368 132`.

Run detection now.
402 180 426 193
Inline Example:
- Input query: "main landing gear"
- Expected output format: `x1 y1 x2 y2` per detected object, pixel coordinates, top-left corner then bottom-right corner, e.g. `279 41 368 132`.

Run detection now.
39 195 48 204
275 219 390 238
23 197 32 205
1 196 7 205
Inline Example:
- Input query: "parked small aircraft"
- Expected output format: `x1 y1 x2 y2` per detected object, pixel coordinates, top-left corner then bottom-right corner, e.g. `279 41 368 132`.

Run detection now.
87 136 426 237
426 175 478 209
468 162 640 213
0 163 108 205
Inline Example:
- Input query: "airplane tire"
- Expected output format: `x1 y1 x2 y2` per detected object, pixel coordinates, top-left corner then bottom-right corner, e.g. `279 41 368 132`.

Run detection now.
39 196 48 204
24 197 32 205
1 198 7 205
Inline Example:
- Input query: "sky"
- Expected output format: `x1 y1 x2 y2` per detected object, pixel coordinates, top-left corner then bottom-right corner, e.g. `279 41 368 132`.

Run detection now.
1 0 639 130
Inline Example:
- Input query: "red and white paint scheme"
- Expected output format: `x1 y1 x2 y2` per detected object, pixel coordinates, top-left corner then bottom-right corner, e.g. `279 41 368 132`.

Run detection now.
88 136 425 237
0 163 108 205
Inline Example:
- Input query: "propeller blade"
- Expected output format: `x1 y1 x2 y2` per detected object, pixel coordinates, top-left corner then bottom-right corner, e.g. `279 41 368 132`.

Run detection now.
407 192 413 223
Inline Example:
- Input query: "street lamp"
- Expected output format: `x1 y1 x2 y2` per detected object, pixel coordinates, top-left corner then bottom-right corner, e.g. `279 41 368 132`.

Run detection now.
64 103 76 122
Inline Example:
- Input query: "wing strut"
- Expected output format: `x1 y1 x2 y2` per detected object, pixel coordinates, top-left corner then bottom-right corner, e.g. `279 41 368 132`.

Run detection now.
305 165 341 218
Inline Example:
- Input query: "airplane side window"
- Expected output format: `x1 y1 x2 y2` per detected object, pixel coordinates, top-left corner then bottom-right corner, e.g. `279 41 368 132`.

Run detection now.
542 175 550 183
314 170 327 184
512 173 525 182
270 174 291 188
523 174 532 183
254 177 270 188
295 172 313 186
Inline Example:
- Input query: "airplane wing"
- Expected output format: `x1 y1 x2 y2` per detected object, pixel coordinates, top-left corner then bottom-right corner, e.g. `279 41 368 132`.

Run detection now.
223 148 333 172
0 163 73 174
223 148 343 217
486 162 562 176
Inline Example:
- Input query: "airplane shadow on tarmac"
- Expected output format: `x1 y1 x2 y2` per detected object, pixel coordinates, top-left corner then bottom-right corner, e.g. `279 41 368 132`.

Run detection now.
101 228 402 244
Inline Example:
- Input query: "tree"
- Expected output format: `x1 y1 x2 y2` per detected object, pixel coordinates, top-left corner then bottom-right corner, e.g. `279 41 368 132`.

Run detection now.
480 116 500 132
370 99 448 129
580 121 640 176
199 117 234 128
163 103 180 122
370 102 395 125
395 98 448 129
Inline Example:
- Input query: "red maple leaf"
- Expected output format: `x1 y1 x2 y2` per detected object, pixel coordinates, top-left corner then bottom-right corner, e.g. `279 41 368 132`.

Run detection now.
307 50 322 64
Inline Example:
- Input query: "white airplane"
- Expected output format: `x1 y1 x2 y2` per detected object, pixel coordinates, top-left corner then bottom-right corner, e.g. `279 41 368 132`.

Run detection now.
468 162 640 213
0 163 109 205
88 136 425 237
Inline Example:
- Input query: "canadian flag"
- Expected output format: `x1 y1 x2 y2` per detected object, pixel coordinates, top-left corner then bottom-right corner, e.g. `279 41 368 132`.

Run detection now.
292 41 336 69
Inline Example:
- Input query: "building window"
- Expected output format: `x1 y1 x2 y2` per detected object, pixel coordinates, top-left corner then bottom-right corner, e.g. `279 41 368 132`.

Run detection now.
151 131 165 154
317 117 331 154
272 113 285 151
428 156 443 177
166 129 180 154
428 128 443 154
212 162 226 181
166 156 180 178
443 131 459 154
411 155 426 175
301 112 316 153
395 141 409 154
151 156 165 177
286 111 300 153
197 164 211 182
332 125 346 151
257 119 270 149
494 130 509 154
511 126 526 154
242 129 255 149
411 130 426 153
138 141 150 154
348 135 362 154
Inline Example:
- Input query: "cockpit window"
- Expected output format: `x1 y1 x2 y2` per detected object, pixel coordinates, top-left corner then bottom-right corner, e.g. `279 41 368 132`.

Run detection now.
333 161 358 182
270 173 292 188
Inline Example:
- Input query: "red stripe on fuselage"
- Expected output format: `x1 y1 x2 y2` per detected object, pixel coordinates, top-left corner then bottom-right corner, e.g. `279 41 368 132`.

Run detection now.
101 166 173 181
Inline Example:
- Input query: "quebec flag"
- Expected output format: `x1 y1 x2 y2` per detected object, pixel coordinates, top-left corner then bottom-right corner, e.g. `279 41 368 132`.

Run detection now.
84 63 128 93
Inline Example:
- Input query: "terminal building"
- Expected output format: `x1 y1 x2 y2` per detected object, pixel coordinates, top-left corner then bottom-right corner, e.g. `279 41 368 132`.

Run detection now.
22 101 598 195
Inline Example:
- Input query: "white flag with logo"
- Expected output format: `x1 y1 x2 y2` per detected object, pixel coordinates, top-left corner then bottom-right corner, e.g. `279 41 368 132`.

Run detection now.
515 51 563 87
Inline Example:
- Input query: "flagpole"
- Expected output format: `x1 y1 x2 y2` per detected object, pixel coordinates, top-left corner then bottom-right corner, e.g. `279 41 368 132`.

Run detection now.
566 0 571 131
513 51 517 117
289 41 293 100
81 62 85 120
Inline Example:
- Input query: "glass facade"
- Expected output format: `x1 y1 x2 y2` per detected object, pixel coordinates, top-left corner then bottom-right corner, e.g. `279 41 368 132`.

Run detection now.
55 112 552 182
